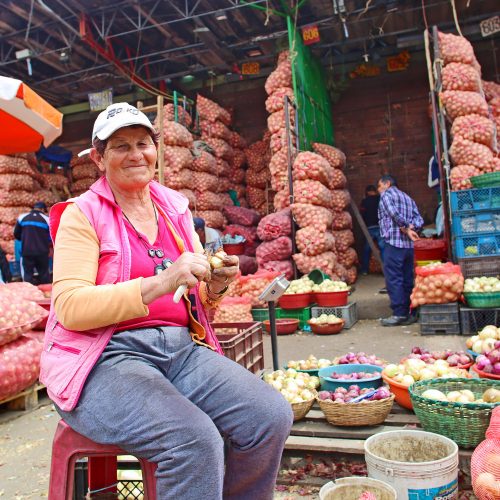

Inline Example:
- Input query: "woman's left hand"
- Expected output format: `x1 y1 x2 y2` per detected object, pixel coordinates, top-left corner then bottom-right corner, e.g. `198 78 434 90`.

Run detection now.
208 255 239 293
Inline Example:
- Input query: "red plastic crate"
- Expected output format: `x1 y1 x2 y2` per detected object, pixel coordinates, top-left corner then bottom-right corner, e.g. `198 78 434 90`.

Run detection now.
212 322 264 374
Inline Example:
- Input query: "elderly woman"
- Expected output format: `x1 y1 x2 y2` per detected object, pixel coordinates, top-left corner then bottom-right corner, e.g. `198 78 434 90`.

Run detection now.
40 103 293 499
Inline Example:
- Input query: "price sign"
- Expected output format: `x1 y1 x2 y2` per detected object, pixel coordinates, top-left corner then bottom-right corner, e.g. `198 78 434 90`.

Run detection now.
88 88 113 112
480 15 500 37
302 24 320 45
241 62 260 75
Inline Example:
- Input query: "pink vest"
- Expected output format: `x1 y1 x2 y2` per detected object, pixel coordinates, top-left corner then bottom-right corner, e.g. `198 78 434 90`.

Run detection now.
39 177 222 411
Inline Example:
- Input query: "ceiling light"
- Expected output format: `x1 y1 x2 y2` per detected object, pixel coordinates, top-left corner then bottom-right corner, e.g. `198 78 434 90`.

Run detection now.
59 49 70 63
181 74 195 82
246 48 263 58
193 26 210 33
215 10 227 21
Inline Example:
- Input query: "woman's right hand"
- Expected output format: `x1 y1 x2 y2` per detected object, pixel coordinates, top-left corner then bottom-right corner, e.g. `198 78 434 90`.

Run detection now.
158 252 211 295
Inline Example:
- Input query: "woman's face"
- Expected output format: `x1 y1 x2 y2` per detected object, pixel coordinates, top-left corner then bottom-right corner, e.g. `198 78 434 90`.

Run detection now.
91 126 157 192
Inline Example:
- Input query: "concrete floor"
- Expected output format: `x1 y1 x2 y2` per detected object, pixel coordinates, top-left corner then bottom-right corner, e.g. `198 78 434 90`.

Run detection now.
0 275 472 499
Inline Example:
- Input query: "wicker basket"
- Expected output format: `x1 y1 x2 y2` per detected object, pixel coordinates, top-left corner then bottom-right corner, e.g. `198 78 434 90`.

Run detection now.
317 394 395 427
409 378 500 449
291 398 315 421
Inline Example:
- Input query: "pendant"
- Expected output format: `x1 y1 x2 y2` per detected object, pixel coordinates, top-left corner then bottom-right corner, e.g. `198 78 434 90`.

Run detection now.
155 249 164 258
154 265 164 275
148 249 156 258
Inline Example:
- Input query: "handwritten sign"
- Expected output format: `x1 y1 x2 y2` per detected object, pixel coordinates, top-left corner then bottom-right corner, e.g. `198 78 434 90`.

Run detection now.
480 16 500 37
241 62 260 75
88 88 113 112
302 24 320 45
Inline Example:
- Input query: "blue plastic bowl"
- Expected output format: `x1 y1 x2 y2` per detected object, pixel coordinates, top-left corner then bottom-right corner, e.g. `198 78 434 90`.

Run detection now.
467 348 479 360
319 364 383 391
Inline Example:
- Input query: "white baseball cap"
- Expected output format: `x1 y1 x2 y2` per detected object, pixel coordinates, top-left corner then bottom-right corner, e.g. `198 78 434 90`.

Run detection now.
79 102 155 157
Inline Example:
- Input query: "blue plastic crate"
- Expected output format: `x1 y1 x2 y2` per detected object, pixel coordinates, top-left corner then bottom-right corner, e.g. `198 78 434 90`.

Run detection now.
450 187 500 214
454 232 500 258
452 210 500 237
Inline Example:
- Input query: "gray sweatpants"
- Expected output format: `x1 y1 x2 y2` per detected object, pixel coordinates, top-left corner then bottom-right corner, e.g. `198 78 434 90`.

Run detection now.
56 326 293 499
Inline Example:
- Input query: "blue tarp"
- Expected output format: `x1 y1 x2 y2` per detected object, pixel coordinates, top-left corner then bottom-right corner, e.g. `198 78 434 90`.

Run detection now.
36 145 72 165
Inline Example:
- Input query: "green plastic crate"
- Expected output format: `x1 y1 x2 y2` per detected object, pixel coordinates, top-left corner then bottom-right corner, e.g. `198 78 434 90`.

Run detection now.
251 308 269 322
276 306 311 329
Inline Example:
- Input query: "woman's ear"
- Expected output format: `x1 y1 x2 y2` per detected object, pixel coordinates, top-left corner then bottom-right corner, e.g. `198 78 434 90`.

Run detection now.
89 148 106 174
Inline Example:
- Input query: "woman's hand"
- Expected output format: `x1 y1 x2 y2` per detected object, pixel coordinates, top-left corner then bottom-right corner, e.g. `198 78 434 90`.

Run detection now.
207 254 239 294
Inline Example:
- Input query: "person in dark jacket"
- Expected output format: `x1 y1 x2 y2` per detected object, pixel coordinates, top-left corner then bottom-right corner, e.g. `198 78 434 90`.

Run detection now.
14 201 51 284
0 247 11 283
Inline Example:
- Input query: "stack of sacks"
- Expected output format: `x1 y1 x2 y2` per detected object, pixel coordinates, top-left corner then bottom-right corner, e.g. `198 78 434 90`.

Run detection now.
264 51 296 212
71 156 101 196
227 270 281 308
196 94 238 229
245 136 272 216
222 206 261 266
0 155 37 259
437 31 500 191
483 79 500 158
256 208 293 280
228 130 248 207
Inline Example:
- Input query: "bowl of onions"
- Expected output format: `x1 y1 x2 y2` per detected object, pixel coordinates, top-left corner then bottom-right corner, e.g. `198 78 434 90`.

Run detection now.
473 347 500 379
319 364 383 391
333 352 386 367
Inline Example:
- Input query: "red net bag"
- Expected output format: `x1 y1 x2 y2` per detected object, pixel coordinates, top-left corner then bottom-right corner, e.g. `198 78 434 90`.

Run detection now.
215 158 231 177
228 165 246 184
165 169 193 190
293 251 337 276
291 203 332 229
265 60 292 95
0 190 36 207
449 137 494 171
270 128 296 155
228 131 246 150
257 209 292 241
451 114 496 147
163 103 192 127
197 94 231 125
0 174 34 191
331 190 351 211
214 296 253 323
312 143 346 169
0 223 13 240
0 334 44 401
196 210 225 229
0 285 49 346
246 167 269 189
259 259 294 280
223 224 258 243
296 227 335 256
441 62 481 92
330 169 347 189
6 282 45 301
196 191 223 211
274 189 290 211
0 207 31 225
483 80 500 101
450 165 481 191
200 119 231 141
410 262 464 307
265 87 295 114
438 31 478 66
247 187 266 208
162 121 193 147
267 109 295 134
179 189 196 209
203 137 234 160
0 155 34 176
293 152 333 186
294 180 332 208
237 255 257 276
72 163 100 181
238 270 281 307
164 146 193 172
192 172 219 192
337 247 358 268
440 91 489 121
230 149 246 171
256 236 292 265
216 176 231 194
332 230 355 252
192 150 217 173
471 406 500 500
222 206 261 227
331 211 353 230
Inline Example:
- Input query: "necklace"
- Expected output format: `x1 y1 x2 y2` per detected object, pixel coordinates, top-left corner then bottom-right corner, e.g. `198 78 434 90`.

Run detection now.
122 200 172 275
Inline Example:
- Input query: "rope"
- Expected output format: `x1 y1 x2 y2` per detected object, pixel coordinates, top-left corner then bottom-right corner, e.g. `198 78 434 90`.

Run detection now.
264 0 270 26
450 0 463 36
25 0 35 41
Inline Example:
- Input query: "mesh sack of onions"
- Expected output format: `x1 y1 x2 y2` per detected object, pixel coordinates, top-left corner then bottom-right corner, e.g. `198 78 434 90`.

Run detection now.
331 189 351 211
259 259 294 280
337 247 358 268
164 146 193 172
215 158 231 177
450 165 481 191
440 91 489 121
202 137 234 160
192 171 219 192
267 109 295 134
228 166 246 184
331 211 353 230
192 150 217 173
332 262 348 282
6 282 45 301
257 208 291 241
491 97 500 117
441 62 481 92
449 137 494 170
229 149 246 171
269 150 288 176
195 210 225 230
165 169 193 190
162 121 193 147
296 227 335 256
227 184 246 200
34 190 59 208
293 251 337 276
291 203 333 229
0 155 34 176
162 103 192 128
0 239 14 255
293 152 333 186
238 270 281 307
245 140 270 171
196 191 223 211
72 163 100 181
238 255 257 276
216 176 231 194
40 173 69 190
0 207 31 225
200 119 231 141
228 131 247 149
214 296 253 323
345 266 358 285
265 87 295 114
270 128 296 155
0 190 36 207
247 186 266 208
277 50 289 65
223 224 258 243
274 189 290 210
256 236 292 265
71 178 95 193
222 206 261 227
293 180 332 208
197 94 231 125
438 31 478 66
179 189 196 209
451 114 495 147
0 174 33 191
265 60 292 95
482 80 500 101
0 223 13 240
246 167 269 189
0 335 44 400
270 170 288 192
329 169 347 189
312 143 346 169
333 230 355 253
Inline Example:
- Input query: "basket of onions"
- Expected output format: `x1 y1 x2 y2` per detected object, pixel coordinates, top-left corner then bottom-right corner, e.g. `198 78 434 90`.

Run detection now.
474 343 500 379
317 386 394 426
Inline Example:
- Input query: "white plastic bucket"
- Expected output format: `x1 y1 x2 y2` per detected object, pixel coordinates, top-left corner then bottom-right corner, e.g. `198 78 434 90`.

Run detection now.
319 477 397 500
364 430 459 500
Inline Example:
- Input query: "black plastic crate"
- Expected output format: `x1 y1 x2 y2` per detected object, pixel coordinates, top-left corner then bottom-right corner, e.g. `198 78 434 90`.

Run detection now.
458 256 500 279
419 303 460 324
420 322 461 335
460 306 500 335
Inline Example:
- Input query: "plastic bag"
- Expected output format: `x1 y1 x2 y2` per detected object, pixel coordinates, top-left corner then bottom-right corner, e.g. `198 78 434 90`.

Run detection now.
256 236 292 265
222 206 261 227
257 209 292 241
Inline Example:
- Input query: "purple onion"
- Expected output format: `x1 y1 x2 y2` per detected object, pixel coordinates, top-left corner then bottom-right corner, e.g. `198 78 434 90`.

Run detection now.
339 356 348 364
493 362 500 376
476 355 491 371
411 347 421 354
447 354 460 366
318 391 331 401
487 349 500 364
349 385 360 392
495 341 500 350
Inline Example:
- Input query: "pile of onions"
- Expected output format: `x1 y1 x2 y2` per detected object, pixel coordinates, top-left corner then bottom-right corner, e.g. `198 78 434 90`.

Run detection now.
450 165 481 191
336 352 385 366
291 203 333 229
312 143 346 169
296 227 335 256
475 341 500 375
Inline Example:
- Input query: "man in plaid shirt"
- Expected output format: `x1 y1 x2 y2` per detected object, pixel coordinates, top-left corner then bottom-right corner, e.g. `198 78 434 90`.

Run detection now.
378 175 424 326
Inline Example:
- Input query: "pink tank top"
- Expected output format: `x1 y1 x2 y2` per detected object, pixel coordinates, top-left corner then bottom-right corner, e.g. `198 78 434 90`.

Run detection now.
116 211 189 332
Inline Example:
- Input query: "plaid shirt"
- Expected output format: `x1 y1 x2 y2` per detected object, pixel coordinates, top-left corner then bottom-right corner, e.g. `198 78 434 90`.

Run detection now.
378 186 424 248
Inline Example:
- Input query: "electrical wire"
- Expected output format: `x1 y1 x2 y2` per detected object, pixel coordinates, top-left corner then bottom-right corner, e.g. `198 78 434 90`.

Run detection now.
25 0 35 41
449 0 463 36
421 0 429 32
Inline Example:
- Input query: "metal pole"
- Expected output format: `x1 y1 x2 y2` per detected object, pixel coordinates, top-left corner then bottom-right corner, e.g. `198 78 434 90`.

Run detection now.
268 301 279 371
